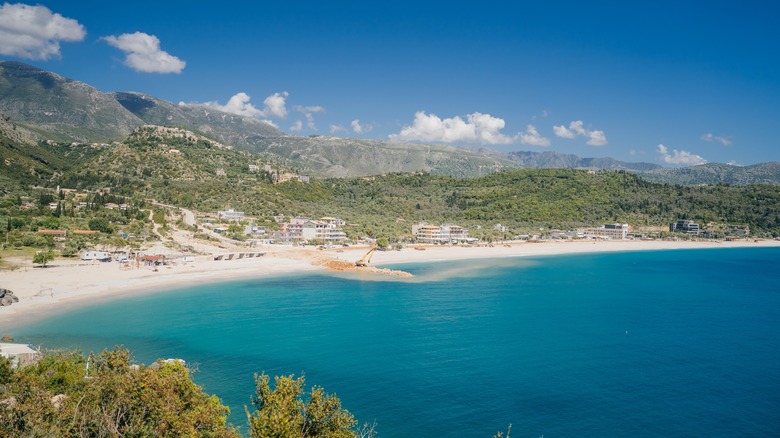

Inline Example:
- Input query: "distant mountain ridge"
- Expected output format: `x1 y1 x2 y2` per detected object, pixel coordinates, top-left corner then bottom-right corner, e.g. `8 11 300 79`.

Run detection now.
0 61 142 141
112 92 285 146
502 150 661 171
1 60 778 183
0 61 285 143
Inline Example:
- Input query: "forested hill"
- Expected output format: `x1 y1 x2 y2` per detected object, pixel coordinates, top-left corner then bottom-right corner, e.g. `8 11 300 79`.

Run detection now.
636 162 780 186
133 167 780 239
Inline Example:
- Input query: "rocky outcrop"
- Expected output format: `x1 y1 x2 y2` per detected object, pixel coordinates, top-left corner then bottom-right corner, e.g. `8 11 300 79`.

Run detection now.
0 288 19 306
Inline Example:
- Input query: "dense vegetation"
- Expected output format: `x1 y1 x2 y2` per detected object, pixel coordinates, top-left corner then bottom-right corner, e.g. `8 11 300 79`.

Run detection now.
0 347 374 437
3 137 780 250
2 124 780 255
145 169 780 240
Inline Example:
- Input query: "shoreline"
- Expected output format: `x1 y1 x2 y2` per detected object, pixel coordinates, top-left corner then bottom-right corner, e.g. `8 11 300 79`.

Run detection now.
2 239 779 330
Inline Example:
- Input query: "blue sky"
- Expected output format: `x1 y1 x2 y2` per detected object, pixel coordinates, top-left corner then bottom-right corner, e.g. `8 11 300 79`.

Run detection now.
1 1 779 166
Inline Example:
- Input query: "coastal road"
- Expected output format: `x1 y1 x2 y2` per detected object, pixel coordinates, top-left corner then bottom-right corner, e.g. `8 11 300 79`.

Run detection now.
150 201 250 251
151 201 197 227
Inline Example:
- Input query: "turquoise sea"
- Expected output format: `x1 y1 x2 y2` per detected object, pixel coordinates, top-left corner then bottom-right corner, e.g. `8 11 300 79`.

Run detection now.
10 247 780 437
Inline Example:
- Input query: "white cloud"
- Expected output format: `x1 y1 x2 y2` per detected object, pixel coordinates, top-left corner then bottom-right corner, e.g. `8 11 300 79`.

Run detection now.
103 32 185 74
295 105 325 130
202 92 262 118
518 125 550 147
0 3 85 59
700 132 732 146
351 119 375 134
330 124 346 134
289 120 303 132
553 124 576 139
186 91 289 120
389 111 513 145
553 120 607 146
656 144 707 166
586 129 607 146
262 92 288 119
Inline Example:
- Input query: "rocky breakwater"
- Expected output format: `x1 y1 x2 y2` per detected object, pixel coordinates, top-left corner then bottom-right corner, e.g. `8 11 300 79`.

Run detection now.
0 288 19 306
322 259 413 278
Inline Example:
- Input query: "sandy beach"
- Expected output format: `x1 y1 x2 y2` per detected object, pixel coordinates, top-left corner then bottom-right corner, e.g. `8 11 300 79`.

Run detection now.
2 238 779 329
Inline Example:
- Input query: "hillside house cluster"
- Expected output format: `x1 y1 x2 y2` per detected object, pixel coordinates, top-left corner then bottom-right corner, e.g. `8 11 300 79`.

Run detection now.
273 172 310 184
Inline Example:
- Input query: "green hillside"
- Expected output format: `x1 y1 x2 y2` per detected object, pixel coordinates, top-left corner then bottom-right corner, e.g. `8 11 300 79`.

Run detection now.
637 162 780 185
247 135 519 178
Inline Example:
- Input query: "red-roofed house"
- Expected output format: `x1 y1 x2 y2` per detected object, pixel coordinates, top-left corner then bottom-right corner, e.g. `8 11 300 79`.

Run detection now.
37 229 67 236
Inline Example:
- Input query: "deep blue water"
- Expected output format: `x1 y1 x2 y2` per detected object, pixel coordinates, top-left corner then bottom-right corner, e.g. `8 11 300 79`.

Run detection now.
10 248 780 437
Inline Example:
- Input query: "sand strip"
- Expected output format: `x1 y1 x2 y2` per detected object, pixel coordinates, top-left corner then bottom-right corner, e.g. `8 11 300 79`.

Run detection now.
2 239 778 329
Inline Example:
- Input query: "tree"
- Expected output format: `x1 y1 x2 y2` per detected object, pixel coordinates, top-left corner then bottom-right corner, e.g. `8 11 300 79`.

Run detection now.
1 347 240 437
375 237 389 249
88 217 113 234
247 373 367 438
32 250 55 267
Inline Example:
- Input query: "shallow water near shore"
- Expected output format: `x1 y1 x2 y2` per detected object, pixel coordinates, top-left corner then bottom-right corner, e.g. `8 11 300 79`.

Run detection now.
12 247 780 437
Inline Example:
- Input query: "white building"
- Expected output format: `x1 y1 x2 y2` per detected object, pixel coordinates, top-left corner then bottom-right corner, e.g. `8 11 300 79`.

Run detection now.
80 250 110 261
301 220 347 243
271 222 304 243
580 223 628 240
248 164 260 172
0 343 41 368
494 224 508 232
244 224 267 237
412 224 442 244
413 223 470 244
319 217 346 227
217 208 245 222
441 224 470 243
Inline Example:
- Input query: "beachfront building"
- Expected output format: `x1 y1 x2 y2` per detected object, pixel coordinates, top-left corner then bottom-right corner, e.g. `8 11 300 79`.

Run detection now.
669 220 700 234
301 220 347 243
80 250 110 261
271 222 304 244
580 223 629 240
727 225 750 237
412 224 442 244
441 224 470 243
217 208 245 222
244 223 267 237
412 223 471 244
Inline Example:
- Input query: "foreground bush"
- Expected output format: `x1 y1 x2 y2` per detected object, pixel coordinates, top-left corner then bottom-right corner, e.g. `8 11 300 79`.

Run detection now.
0 346 376 437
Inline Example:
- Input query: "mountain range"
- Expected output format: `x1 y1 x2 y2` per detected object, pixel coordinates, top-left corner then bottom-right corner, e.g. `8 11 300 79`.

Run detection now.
1 60 778 184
